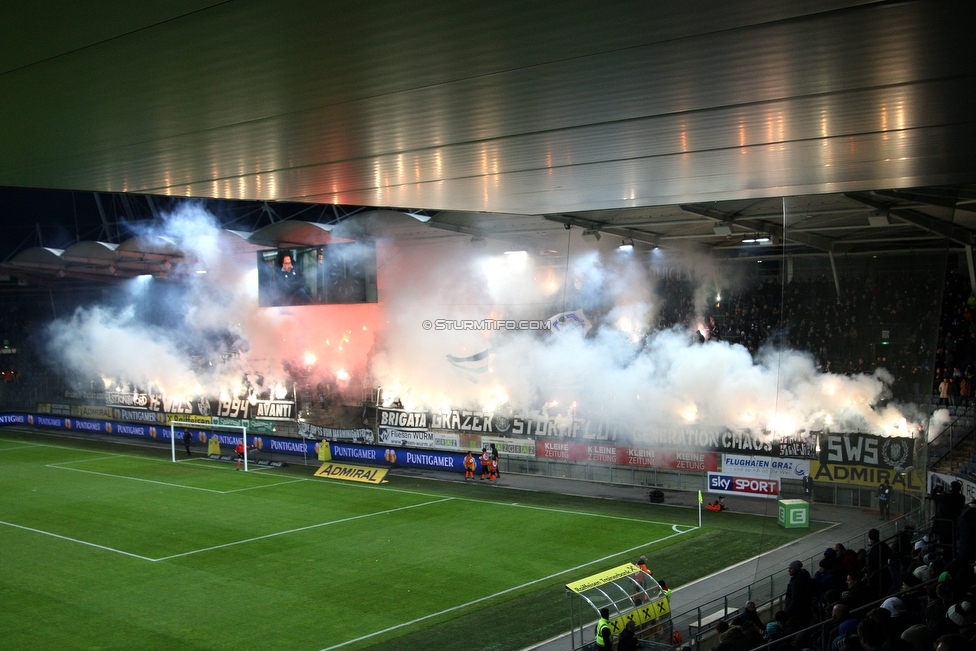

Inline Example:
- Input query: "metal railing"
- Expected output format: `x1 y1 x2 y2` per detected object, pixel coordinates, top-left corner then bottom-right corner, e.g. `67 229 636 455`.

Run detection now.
743 577 939 651
924 402 976 472
669 508 927 651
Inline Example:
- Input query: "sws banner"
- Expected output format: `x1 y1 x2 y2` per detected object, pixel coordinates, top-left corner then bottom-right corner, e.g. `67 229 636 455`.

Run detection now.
818 433 914 469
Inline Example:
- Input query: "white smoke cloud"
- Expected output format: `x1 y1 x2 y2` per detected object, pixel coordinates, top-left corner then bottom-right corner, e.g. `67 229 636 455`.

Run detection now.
370 233 921 439
42 203 373 400
41 204 926 440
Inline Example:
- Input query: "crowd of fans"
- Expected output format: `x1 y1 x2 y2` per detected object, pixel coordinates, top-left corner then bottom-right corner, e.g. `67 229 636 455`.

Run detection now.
645 268 976 405
709 516 976 651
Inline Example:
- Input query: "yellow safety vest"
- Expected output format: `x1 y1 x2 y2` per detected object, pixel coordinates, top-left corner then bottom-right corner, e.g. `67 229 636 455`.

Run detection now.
595 617 611 649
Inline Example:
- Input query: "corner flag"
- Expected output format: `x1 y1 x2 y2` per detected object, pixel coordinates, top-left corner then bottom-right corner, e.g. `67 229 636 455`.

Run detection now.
697 490 703 528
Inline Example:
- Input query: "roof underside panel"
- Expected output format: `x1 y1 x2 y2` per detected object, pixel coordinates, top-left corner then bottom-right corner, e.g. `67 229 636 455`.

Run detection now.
0 0 973 214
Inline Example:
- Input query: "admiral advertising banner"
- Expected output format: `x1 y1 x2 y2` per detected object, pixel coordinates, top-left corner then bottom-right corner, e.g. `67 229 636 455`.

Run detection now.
535 441 718 471
811 461 924 490
818 433 915 468
79 406 114 419
707 472 780 499
722 454 811 480
329 443 468 473
314 462 388 484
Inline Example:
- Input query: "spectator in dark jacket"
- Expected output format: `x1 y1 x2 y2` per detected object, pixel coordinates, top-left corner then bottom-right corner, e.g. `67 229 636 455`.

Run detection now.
785 560 815 629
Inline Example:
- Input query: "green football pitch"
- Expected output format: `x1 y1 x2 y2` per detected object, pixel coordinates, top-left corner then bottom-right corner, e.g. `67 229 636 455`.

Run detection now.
0 430 822 651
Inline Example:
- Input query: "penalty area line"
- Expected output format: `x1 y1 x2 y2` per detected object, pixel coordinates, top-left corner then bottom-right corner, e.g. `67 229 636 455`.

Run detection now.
45 464 225 493
317 526 695 651
308 477 689 529
0 443 44 452
0 519 156 562
154 497 455 561
221 478 307 493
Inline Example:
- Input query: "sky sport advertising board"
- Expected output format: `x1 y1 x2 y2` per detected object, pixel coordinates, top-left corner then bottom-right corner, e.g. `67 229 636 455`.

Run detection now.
707 472 780 499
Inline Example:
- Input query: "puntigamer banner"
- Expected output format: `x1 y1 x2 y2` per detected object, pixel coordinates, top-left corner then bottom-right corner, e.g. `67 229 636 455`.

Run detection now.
329 443 470 473
0 412 316 456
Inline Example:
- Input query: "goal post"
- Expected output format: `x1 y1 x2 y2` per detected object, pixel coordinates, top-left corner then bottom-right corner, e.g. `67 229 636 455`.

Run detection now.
170 421 249 470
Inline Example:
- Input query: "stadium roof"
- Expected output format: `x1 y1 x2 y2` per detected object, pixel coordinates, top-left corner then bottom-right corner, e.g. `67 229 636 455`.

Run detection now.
1 1 975 285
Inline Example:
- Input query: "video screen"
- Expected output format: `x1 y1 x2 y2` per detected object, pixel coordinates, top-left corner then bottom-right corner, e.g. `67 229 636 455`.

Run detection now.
257 242 378 306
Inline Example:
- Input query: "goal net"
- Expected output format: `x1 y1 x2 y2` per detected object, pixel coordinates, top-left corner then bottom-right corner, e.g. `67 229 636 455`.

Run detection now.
170 421 250 470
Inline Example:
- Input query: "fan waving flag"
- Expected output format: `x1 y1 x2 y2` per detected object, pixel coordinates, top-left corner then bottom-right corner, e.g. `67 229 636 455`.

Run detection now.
446 349 492 383
548 310 592 336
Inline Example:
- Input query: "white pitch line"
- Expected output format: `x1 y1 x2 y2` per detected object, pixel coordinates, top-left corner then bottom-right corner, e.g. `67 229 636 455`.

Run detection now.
317 526 695 651
46 461 306 495
0 519 156 562
309 477 689 528
0 443 43 452
497 502 688 527
154 497 455 561
221 478 307 493
48 455 128 466
45 464 225 493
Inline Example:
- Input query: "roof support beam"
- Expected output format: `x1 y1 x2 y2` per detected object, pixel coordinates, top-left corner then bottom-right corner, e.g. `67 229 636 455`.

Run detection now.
871 188 960 209
678 204 837 252
543 215 660 246
845 192 974 247
93 193 116 242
